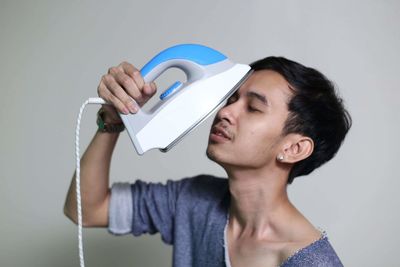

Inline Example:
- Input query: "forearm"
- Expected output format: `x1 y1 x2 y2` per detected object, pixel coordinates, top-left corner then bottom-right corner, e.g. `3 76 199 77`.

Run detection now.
64 60 155 226
64 130 120 226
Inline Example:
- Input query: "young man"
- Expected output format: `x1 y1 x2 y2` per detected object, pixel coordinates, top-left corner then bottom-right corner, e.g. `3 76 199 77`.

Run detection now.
64 57 351 267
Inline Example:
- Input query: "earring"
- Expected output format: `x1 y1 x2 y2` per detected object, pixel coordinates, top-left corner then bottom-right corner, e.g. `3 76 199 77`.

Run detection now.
277 154 284 161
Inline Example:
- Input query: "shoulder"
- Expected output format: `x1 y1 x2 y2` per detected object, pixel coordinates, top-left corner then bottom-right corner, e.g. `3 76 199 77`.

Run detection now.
181 174 228 188
163 174 230 210
126 174 228 201
281 234 344 267
178 174 229 199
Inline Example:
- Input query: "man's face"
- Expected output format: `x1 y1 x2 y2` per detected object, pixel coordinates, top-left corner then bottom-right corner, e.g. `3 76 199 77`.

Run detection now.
206 70 293 170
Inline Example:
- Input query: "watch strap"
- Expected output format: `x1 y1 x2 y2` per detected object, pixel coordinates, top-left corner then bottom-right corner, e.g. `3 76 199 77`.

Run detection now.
97 108 125 133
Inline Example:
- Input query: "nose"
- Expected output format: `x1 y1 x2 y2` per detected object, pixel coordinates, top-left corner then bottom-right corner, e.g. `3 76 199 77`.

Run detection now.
215 100 237 125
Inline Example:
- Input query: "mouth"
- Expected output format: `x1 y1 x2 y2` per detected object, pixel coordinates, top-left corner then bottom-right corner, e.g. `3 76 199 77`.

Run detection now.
210 125 232 142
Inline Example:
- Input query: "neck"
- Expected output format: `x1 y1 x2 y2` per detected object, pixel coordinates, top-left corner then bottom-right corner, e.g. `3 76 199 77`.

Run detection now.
226 165 295 240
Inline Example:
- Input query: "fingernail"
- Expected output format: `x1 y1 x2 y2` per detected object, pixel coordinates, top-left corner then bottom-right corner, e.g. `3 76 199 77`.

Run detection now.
122 107 129 114
128 102 138 113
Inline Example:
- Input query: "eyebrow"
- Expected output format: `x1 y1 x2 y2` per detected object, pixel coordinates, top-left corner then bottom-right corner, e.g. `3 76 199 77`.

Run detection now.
246 91 269 106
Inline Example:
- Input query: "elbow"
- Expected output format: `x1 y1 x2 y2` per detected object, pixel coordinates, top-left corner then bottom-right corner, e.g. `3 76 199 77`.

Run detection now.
63 208 94 227
63 205 78 225
63 204 108 228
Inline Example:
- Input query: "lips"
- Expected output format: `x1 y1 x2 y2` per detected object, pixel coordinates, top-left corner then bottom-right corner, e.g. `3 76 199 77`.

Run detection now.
211 125 232 140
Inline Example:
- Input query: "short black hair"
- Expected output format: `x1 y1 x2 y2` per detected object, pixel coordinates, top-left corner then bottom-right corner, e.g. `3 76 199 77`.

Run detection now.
250 57 352 184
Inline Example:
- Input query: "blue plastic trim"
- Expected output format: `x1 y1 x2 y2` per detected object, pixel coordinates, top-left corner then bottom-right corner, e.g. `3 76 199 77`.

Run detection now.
140 44 227 77
160 81 183 100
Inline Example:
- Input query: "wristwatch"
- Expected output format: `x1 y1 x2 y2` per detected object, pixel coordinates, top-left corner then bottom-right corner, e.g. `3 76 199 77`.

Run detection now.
96 108 125 133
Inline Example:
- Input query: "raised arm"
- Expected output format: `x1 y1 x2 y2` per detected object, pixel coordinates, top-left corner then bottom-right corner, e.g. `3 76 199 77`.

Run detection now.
63 62 157 227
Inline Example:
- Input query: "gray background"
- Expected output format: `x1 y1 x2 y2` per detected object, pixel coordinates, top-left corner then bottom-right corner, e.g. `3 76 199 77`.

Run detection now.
1 0 399 266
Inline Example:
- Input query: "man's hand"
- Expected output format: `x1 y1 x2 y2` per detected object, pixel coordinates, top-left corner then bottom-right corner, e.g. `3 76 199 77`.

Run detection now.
97 61 157 116
64 62 157 227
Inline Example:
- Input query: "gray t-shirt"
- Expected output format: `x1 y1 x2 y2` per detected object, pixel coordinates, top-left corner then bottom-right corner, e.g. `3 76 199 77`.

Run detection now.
109 174 344 267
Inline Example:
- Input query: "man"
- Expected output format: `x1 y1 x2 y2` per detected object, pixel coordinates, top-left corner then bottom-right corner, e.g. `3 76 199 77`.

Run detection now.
64 56 351 267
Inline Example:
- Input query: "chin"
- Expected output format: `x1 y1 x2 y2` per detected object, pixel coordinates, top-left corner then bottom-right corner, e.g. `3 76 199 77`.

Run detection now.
205 145 216 161
206 145 231 168
206 144 222 164
206 145 266 171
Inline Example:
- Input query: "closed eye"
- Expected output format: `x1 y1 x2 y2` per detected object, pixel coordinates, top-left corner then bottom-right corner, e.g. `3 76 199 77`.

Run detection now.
247 106 259 112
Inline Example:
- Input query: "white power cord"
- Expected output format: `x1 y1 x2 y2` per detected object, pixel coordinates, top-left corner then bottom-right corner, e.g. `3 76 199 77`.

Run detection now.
75 97 107 267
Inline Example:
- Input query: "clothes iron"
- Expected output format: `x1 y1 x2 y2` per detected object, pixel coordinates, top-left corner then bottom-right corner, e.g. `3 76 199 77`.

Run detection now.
119 44 252 155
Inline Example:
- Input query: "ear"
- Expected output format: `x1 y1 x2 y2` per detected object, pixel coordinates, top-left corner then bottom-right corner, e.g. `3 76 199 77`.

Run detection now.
281 134 314 164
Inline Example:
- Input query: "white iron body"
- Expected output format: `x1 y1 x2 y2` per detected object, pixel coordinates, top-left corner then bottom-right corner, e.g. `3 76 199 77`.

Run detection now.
119 44 252 155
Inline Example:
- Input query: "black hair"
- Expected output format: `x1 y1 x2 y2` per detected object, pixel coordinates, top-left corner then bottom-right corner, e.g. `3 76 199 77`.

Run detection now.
250 57 352 184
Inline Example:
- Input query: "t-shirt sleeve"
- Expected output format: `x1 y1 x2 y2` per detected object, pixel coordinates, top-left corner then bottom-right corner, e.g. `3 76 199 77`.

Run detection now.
108 178 188 245
108 182 133 235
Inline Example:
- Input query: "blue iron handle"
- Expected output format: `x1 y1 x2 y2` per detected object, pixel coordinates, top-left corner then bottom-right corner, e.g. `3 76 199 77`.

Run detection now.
139 44 228 83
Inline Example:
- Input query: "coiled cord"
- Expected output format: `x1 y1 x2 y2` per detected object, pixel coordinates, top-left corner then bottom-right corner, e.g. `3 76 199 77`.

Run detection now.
75 97 107 267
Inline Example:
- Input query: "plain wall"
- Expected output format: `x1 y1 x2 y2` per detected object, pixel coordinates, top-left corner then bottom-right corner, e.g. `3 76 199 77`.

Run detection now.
1 0 399 266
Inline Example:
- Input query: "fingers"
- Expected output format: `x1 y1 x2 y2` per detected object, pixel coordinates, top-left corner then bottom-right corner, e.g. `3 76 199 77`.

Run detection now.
142 82 157 99
120 62 145 90
98 82 130 114
114 71 144 105
97 62 157 114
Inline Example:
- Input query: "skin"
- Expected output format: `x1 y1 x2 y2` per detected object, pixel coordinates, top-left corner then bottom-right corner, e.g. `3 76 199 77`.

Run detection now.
64 63 322 267
64 62 156 226
206 70 321 266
